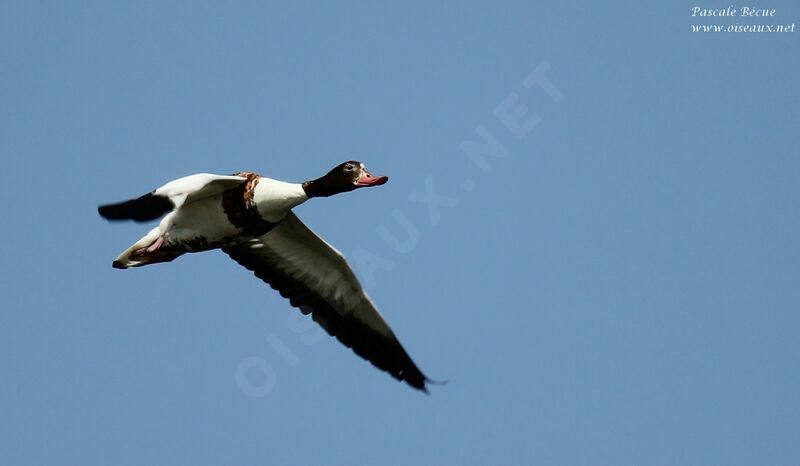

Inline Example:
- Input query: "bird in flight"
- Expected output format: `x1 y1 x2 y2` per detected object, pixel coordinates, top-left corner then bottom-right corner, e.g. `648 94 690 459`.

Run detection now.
99 161 435 392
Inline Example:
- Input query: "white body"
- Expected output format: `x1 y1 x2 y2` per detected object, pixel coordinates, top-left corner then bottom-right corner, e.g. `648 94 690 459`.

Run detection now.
115 174 308 266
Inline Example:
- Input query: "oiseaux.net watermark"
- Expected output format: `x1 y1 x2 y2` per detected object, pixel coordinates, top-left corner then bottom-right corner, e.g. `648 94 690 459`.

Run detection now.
690 6 796 32
235 61 564 397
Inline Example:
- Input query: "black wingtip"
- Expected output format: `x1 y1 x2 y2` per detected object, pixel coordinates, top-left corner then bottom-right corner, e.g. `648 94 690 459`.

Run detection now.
98 193 174 222
416 377 447 395
403 370 447 394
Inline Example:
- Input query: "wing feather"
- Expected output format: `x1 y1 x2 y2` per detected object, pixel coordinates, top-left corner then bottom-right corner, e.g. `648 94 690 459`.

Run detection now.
154 173 247 208
223 211 431 391
99 173 247 222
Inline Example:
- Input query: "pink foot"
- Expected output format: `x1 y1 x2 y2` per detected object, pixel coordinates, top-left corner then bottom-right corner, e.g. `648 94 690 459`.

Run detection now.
129 236 180 265
146 236 165 253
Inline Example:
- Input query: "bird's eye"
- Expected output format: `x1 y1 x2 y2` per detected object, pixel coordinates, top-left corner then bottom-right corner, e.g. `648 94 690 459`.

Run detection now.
345 164 354 171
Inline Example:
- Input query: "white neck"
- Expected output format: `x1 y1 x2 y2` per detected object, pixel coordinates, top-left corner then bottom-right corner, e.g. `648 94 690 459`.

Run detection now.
252 177 309 222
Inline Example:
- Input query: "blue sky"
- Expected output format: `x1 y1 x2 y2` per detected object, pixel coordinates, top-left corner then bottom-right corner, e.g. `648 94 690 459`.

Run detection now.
2 1 799 465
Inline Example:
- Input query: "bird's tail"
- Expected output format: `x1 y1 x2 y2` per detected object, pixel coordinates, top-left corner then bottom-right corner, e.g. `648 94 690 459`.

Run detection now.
111 227 180 269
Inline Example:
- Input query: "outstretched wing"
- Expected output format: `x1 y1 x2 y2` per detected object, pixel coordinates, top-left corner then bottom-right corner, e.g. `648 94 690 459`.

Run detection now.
223 211 431 392
98 173 246 222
